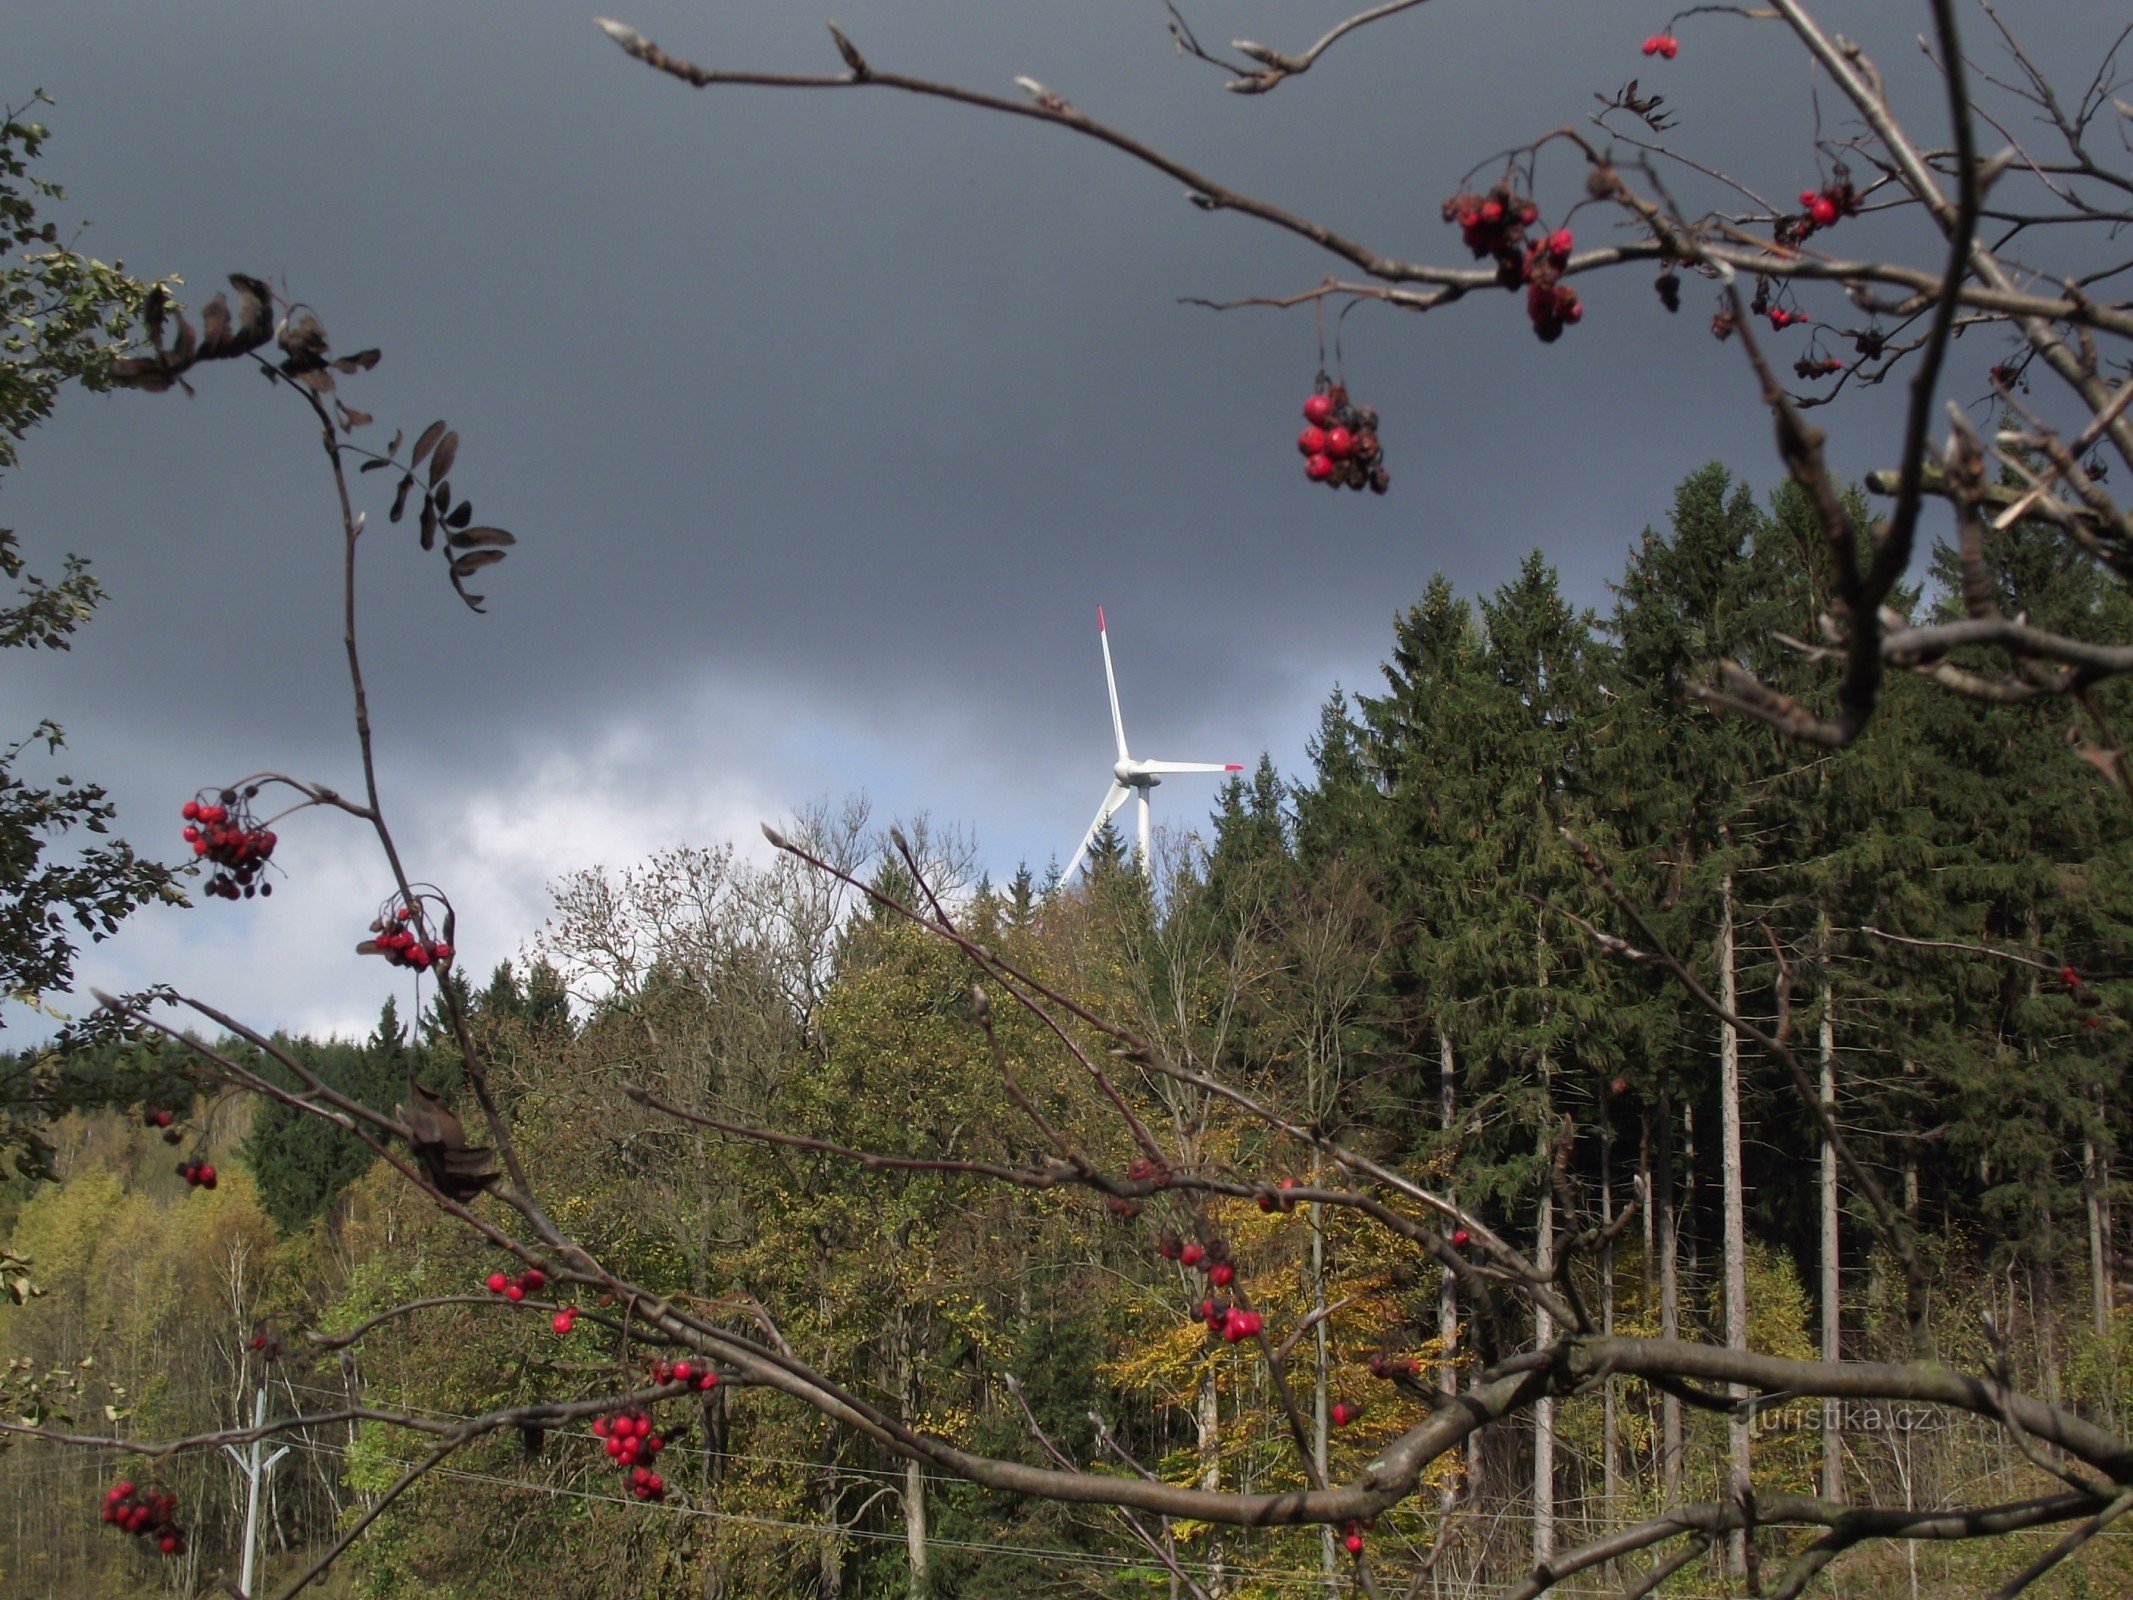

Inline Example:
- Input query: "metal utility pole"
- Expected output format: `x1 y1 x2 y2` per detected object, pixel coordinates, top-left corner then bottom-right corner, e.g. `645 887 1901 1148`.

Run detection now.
222 1385 290 1599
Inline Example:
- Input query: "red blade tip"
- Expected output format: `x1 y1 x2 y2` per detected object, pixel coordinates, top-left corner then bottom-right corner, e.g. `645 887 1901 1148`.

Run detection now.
1097 605 1106 630
1225 764 1244 771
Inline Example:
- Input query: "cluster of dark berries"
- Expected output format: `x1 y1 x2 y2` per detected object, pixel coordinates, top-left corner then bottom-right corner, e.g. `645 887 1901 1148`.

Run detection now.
141 1107 181 1146
1157 1232 1237 1288
1368 1350 1421 1381
486 1265 546 1302
1794 354 1846 381
1298 385 1390 493
177 1157 217 1190
1639 33 1679 58
2063 966 2104 1031
649 1357 721 1394
592 1410 670 1500
1441 187 1583 340
365 901 454 971
1446 185 1541 282
1256 1176 1302 1212
1194 1296 1264 1344
101 1482 186 1555
182 791 277 900
1779 176 1862 246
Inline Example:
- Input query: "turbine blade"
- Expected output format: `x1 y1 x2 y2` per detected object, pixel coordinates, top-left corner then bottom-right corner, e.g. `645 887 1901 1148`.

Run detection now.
1098 606 1129 762
1065 783 1132 882
1137 789 1152 878
1138 761 1245 775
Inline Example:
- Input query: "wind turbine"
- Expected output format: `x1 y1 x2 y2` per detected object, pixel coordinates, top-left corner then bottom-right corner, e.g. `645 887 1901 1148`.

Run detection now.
1065 606 1241 883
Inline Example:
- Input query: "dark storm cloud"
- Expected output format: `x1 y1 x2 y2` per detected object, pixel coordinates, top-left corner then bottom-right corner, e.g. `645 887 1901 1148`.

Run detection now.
1 2 2092 1033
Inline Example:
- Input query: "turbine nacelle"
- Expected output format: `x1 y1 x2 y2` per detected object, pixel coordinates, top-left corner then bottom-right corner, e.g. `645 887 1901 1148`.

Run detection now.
1114 759 1160 788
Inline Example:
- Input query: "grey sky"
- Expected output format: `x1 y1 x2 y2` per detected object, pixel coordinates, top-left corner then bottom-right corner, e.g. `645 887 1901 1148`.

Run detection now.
3 2 2086 1038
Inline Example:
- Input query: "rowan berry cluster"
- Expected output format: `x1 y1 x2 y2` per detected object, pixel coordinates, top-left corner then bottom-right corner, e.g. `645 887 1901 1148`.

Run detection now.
485 1265 545 1302
1640 33 1680 58
141 1107 181 1145
1442 186 1584 341
1794 354 1846 380
592 1409 670 1501
366 899 454 971
247 1330 283 1360
2063 966 2105 1030
1342 1519 1369 1555
100 1482 186 1555
1784 176 1862 244
1256 1177 1301 1212
1297 384 1390 493
1158 1231 1239 1287
177 1156 217 1190
181 791 277 900
1195 1297 1264 1343
1368 1350 1421 1380
650 1357 721 1393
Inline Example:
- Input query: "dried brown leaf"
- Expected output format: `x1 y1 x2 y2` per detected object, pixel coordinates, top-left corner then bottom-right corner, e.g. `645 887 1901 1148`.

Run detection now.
428 430 459 486
410 420 447 468
451 549 508 577
448 527 516 549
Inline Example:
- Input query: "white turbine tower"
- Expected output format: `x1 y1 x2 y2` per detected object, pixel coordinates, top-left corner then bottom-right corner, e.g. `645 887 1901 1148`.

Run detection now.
1065 606 1241 883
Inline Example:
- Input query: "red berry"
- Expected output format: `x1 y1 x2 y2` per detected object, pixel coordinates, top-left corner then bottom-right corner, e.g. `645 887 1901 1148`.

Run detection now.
1809 196 1838 227
552 1311 575 1333
505 1283 525 1302
672 1362 694 1382
155 1109 174 1128
1451 1228 1471 1247
1641 36 1660 55
199 1165 216 1188
1324 426 1355 460
521 1268 545 1292
1546 229 1573 259
699 1372 720 1390
1297 426 1327 456
1345 1532 1364 1555
1210 1262 1235 1287
606 1436 624 1458
1304 453 1336 482
1302 394 1335 426
182 800 200 820
432 943 454 966
1179 1242 1204 1267
487 1272 509 1294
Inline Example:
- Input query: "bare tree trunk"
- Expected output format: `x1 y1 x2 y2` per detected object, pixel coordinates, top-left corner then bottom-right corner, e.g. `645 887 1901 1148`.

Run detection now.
1533 922 1555 1567
1601 1112 1619 1538
1719 874 1751 1579
1658 1092 1682 1506
1440 1032 1469 1519
1198 1371 1225 1598
1312 1180 1336 1600
895 1311 928 1600
2088 1131 2110 1339
1820 973 1843 1503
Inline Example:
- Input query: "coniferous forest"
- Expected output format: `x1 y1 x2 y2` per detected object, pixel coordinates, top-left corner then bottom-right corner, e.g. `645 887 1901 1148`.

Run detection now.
8 466 2133 1598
